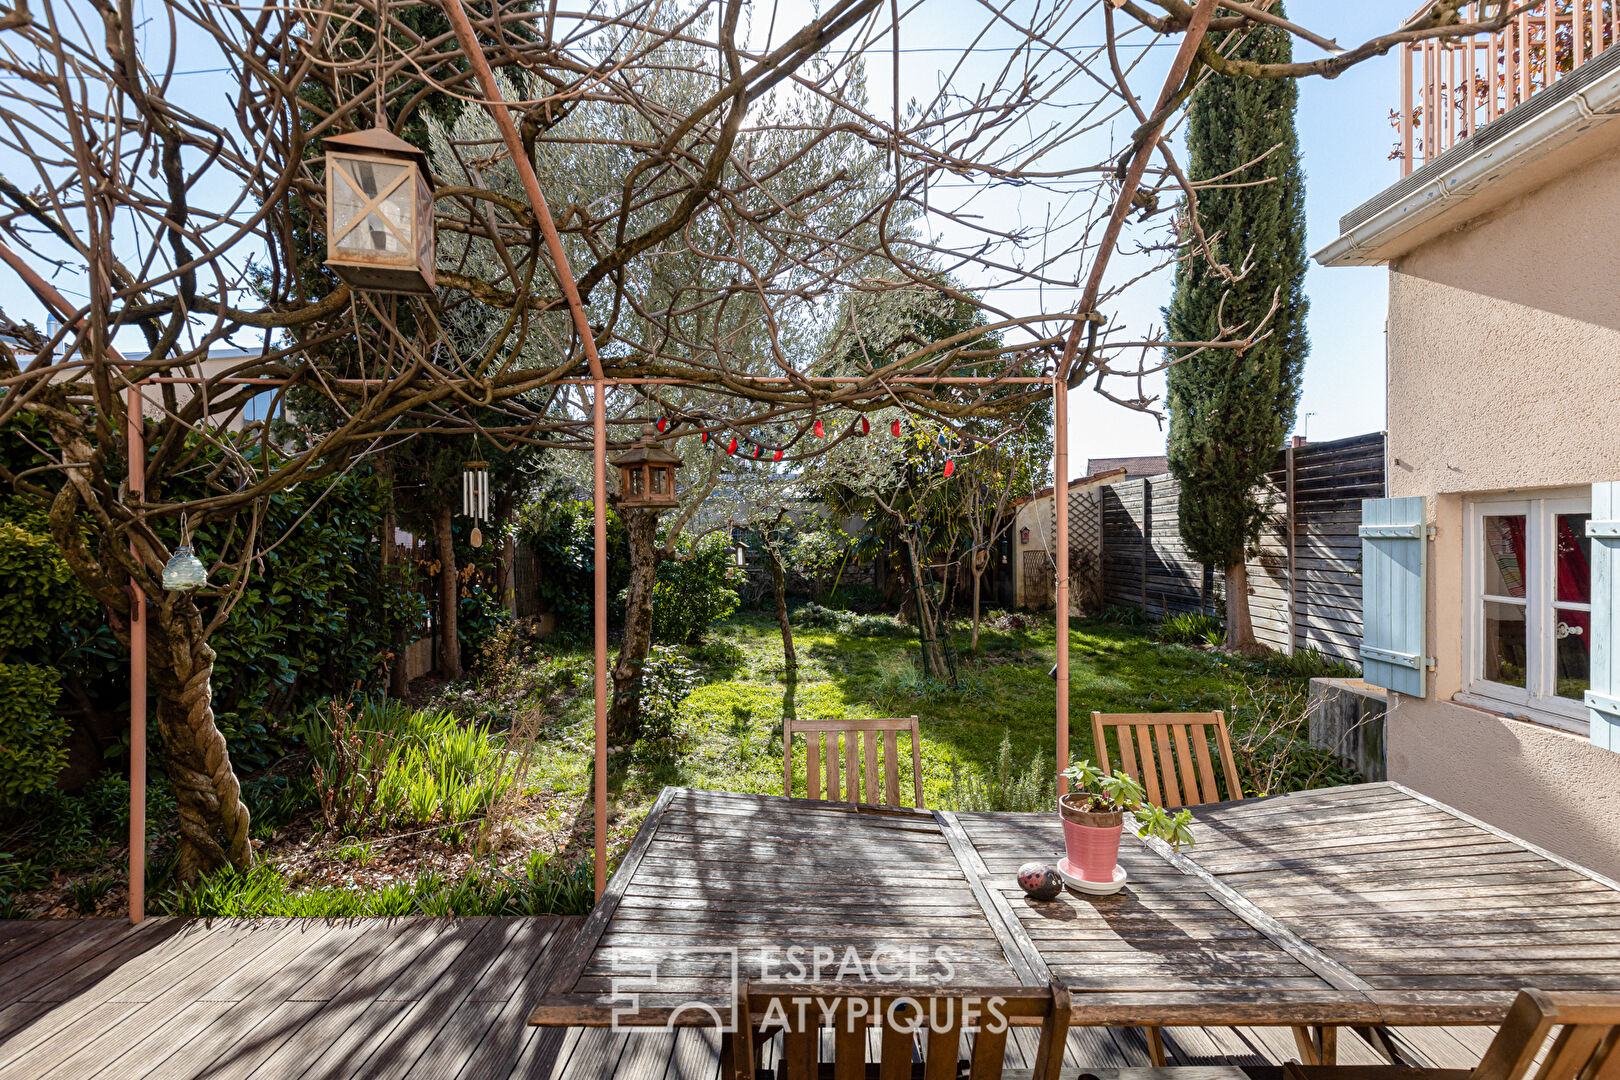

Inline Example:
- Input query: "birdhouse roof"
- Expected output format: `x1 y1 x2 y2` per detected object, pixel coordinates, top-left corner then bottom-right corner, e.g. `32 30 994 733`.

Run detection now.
324 127 436 189
611 441 683 468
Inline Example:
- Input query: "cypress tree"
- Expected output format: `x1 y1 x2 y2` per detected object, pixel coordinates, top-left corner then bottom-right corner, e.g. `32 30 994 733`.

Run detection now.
1164 8 1309 651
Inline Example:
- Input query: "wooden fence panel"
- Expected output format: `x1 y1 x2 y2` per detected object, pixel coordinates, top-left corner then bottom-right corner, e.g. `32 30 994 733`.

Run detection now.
1095 432 1386 663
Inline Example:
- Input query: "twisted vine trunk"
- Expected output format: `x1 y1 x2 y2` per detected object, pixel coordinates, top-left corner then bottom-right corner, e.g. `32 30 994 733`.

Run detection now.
147 598 252 881
608 508 660 746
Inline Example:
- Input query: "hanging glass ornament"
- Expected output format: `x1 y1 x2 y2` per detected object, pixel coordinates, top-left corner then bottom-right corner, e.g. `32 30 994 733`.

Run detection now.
462 460 490 548
656 417 667 432
162 512 208 592
943 460 956 479
753 443 762 459
891 419 901 437
701 431 710 443
726 437 738 455
813 418 825 437
861 417 870 436
773 448 784 461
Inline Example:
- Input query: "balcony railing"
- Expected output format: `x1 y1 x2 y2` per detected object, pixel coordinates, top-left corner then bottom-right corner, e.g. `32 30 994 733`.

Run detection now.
1398 1 1618 175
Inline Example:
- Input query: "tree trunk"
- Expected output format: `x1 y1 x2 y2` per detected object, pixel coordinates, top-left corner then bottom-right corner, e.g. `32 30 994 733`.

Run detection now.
608 508 660 745
147 597 252 882
433 503 460 680
1224 557 1260 653
902 536 947 676
970 548 989 653
767 544 797 679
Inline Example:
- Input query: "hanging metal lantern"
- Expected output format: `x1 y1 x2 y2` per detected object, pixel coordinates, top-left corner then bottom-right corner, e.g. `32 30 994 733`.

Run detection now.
162 514 208 591
611 424 683 510
463 460 489 548
323 127 437 295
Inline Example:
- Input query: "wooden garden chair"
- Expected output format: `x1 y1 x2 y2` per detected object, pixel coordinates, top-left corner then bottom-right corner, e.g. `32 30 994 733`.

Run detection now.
731 981 1068 1080
1285 988 1620 1080
1091 710 1245 1067
1090 710 1245 809
784 716 925 808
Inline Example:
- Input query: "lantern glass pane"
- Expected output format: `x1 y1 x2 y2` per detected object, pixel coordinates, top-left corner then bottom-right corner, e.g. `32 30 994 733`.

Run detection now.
333 158 412 255
651 468 666 494
630 469 644 496
416 175 434 270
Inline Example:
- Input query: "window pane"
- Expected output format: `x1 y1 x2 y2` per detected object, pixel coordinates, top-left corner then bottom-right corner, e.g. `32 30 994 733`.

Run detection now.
1482 514 1527 598
1555 513 1592 604
1554 608 1590 701
1483 600 1528 687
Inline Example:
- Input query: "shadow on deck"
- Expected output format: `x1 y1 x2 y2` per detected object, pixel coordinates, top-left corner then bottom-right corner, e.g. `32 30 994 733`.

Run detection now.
0 917 1490 1080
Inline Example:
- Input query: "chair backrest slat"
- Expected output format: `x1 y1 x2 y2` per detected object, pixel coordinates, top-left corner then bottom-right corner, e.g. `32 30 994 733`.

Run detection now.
1469 989 1620 1080
784 716 924 808
1091 711 1243 807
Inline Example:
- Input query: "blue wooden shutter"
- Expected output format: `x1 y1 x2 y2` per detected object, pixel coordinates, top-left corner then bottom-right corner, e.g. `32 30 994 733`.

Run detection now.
1590 482 1620 751
1360 496 1430 697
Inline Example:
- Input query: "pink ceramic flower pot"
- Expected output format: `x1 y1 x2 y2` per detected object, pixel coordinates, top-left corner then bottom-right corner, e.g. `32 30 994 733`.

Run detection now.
1058 795 1123 883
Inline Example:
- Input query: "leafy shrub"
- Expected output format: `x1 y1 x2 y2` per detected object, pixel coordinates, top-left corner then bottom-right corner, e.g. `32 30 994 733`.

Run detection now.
515 489 629 639
793 603 909 638
980 609 1038 634
1157 611 1224 646
301 698 524 841
944 733 1052 812
639 646 703 739
1251 647 1360 680
788 530 847 596
792 602 842 629
1097 604 1152 628
0 663 68 807
158 850 595 917
650 533 743 645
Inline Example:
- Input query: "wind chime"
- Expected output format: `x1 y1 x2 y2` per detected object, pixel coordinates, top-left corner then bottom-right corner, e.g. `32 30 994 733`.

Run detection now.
462 460 490 548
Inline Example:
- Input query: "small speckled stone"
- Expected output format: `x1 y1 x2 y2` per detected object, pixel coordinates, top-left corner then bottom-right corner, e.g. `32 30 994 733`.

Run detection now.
1017 861 1063 901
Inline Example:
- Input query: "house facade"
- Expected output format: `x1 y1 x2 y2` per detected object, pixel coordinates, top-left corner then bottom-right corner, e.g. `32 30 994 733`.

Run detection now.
1318 26 1620 876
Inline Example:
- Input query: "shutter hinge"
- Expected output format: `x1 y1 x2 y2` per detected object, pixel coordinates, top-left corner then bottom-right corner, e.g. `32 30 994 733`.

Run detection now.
1359 524 1424 539
1588 520 1620 539
1588 690 1620 719
1361 646 1432 671
1426 525 1437 540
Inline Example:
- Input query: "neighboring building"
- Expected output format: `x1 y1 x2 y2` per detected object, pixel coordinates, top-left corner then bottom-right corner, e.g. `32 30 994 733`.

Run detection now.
1011 469 1125 610
1085 455 1166 479
1317 12 1620 878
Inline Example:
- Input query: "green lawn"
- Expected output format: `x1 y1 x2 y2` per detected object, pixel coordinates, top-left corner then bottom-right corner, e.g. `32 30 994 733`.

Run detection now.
511 609 1355 846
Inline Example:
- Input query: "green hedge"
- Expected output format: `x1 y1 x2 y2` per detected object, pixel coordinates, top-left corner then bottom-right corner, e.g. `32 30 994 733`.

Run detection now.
0 662 68 806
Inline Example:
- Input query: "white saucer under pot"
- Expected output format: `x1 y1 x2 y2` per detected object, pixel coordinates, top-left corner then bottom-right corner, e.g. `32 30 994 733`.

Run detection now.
1056 859 1128 896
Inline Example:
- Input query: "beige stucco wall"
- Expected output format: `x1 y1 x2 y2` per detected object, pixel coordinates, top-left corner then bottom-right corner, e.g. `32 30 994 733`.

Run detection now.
1381 139 1620 880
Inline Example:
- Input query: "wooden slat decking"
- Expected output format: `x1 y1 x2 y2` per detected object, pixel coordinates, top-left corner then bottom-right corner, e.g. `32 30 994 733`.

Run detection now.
0 915 1491 1079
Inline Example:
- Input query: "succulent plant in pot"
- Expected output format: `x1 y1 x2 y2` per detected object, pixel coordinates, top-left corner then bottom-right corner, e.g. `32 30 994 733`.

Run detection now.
1058 760 1195 883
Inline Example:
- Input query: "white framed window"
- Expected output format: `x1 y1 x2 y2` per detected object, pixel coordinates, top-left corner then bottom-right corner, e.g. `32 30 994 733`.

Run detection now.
1461 491 1593 734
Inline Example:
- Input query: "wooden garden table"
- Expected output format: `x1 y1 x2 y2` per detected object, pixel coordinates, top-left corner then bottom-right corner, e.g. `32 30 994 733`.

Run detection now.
530 782 1620 1045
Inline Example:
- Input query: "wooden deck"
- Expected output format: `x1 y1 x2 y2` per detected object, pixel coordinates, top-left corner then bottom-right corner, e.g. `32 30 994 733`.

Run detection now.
0 916 1496 1080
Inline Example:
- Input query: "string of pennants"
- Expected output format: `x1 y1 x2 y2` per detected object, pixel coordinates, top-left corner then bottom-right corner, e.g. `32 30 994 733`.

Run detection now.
652 413 976 478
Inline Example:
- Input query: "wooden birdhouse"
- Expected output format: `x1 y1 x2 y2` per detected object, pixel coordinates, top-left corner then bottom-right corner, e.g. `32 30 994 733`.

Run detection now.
612 425 683 509
324 127 437 295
